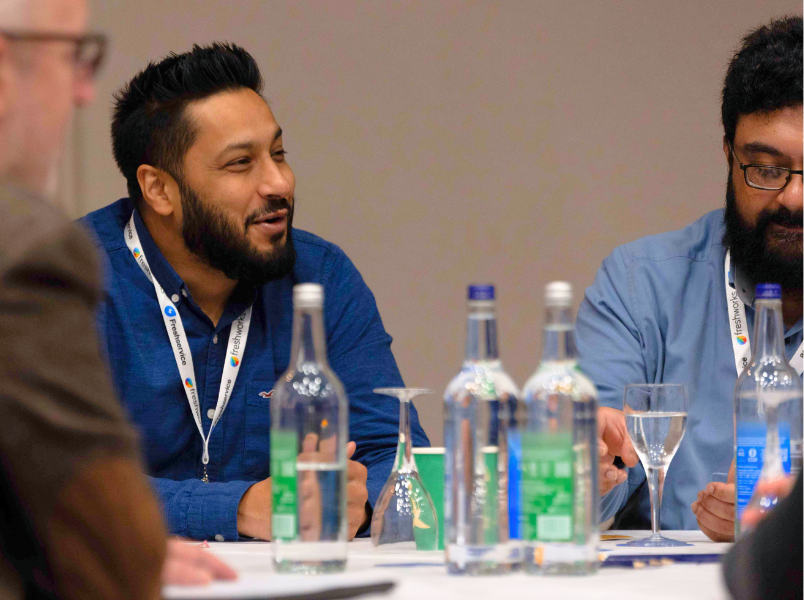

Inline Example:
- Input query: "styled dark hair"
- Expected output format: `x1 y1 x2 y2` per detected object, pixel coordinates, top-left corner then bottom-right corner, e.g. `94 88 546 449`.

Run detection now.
111 42 264 204
722 16 802 147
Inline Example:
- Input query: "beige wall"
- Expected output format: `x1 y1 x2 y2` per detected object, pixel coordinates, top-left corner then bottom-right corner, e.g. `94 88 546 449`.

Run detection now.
76 1 801 445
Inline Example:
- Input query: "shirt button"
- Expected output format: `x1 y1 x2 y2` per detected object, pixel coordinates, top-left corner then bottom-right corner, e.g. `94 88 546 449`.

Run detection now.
214 534 224 542
181 289 188 297
171 293 180 303
207 408 215 419
213 335 219 344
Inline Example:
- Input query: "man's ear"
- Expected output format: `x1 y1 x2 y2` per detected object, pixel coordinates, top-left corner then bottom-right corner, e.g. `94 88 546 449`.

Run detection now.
723 136 732 167
137 165 179 216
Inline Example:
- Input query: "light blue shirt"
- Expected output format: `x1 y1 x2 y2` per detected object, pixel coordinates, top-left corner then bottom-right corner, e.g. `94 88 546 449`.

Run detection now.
576 209 803 529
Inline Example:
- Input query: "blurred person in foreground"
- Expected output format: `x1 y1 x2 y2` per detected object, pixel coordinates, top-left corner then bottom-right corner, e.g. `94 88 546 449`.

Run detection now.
578 16 802 541
0 0 234 597
723 474 801 600
80 43 429 542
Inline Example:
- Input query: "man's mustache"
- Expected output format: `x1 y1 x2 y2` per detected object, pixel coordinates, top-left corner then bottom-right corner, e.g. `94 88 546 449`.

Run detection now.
245 197 294 228
757 206 803 230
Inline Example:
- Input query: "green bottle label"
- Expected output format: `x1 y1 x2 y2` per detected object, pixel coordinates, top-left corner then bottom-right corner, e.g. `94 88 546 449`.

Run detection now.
521 432 574 542
483 446 499 545
271 430 298 540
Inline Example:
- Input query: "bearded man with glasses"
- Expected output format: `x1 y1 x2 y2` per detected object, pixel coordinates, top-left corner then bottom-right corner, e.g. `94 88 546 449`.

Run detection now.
577 16 802 543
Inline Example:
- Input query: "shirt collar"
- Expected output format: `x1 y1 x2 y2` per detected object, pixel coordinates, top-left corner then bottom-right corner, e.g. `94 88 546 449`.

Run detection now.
132 207 258 328
729 260 755 307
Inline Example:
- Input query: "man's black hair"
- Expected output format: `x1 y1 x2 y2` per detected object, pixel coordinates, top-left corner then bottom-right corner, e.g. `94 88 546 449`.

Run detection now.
111 42 263 205
722 16 802 148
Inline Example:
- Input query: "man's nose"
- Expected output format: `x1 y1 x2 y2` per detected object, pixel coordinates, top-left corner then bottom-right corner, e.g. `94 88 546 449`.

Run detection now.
257 158 293 198
777 173 803 212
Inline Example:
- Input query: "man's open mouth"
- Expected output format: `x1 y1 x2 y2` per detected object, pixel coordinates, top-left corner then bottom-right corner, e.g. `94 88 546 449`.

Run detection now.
252 208 289 226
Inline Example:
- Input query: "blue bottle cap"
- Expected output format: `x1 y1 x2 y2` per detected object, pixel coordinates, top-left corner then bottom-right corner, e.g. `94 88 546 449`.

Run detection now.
468 284 495 301
755 283 782 300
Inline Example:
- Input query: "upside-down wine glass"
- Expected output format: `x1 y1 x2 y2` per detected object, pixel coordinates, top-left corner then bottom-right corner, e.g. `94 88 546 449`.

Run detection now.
371 388 438 550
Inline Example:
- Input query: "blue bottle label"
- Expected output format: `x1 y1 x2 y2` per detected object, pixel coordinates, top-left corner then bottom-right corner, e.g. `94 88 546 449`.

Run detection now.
508 431 521 540
735 422 791 519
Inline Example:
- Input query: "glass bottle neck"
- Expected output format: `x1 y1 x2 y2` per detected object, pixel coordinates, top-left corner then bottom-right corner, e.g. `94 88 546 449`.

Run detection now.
464 302 499 363
751 299 786 361
290 306 328 367
542 305 578 362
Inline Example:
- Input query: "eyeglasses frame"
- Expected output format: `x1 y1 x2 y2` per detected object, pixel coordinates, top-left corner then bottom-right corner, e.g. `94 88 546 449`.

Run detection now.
728 142 804 191
0 29 107 76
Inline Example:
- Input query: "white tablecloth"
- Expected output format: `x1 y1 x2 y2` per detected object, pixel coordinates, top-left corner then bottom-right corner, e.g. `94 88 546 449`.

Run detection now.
164 531 734 600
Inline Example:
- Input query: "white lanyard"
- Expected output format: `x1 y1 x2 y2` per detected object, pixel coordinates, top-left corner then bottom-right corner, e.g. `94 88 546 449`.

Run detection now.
725 251 803 377
124 214 252 482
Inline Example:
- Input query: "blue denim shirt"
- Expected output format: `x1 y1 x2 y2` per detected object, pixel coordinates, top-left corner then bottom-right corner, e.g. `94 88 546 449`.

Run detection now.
576 209 803 529
80 198 429 540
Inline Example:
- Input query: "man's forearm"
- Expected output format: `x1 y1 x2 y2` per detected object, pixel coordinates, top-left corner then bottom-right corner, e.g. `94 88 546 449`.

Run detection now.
47 456 166 600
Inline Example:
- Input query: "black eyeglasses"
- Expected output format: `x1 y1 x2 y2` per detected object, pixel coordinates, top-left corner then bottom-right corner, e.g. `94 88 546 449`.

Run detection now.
0 30 107 78
729 143 803 191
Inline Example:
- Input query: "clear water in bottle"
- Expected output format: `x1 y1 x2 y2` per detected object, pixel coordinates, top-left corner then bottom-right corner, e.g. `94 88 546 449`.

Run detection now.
734 283 803 538
521 281 599 576
444 284 520 575
271 284 348 573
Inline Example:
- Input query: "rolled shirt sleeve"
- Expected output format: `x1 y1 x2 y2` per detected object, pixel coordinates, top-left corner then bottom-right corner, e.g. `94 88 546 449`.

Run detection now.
151 477 254 540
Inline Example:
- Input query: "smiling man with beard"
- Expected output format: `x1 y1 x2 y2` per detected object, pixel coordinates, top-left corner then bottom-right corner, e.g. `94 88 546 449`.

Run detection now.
81 43 428 542
575 16 802 542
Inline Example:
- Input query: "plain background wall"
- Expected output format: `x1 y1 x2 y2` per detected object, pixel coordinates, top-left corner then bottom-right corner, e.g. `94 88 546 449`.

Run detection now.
73 1 802 445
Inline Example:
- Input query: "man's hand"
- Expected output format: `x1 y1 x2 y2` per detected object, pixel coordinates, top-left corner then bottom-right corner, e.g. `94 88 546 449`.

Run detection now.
237 439 370 541
598 407 639 496
346 441 369 539
162 539 237 585
692 461 735 542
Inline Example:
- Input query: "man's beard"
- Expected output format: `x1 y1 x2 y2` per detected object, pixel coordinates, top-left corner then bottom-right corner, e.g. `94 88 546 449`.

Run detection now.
722 171 803 291
178 179 297 287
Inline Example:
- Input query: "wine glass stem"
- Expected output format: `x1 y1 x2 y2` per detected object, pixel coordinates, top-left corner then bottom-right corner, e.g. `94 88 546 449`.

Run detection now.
394 398 414 471
646 467 664 537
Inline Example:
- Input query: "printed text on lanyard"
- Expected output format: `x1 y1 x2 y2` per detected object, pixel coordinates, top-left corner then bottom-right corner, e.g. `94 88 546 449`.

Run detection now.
124 214 252 482
725 251 803 377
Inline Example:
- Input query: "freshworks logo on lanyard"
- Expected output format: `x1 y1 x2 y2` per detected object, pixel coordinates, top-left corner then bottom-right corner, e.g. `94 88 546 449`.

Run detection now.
124 213 253 482
724 251 804 377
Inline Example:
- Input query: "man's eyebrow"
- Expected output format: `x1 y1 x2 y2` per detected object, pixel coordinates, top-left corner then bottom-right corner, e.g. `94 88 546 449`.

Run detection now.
218 129 284 156
741 142 784 157
219 141 257 155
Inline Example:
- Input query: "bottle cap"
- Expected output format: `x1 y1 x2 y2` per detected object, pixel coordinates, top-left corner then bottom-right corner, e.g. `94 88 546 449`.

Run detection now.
755 283 782 300
468 284 495 301
293 283 324 308
545 281 573 306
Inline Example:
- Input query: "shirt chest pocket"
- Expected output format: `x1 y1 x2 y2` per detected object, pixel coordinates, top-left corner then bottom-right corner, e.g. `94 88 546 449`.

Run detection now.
244 378 275 478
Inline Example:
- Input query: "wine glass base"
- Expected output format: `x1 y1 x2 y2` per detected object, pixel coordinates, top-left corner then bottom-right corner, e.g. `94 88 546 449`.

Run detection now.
617 534 693 547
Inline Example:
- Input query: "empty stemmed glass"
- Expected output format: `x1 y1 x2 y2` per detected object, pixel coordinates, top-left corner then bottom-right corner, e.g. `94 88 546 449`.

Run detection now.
620 383 692 547
371 388 438 550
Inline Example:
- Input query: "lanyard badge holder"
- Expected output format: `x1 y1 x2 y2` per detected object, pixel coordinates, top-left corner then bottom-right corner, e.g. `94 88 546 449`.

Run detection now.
125 214 253 482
